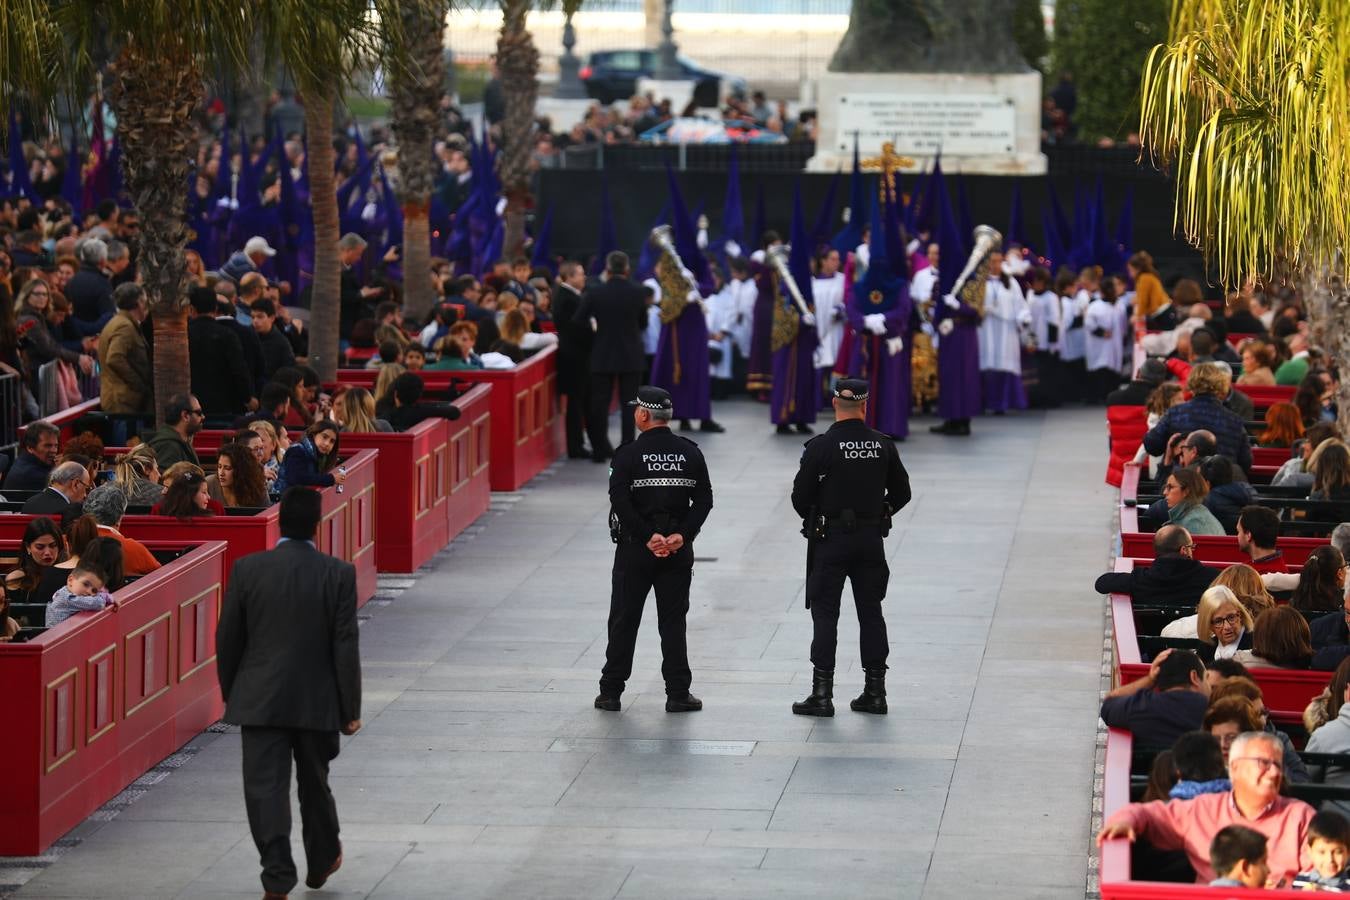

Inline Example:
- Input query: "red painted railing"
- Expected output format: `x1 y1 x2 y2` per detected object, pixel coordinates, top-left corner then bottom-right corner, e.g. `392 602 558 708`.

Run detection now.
0 450 378 605
332 346 562 491
0 540 228 855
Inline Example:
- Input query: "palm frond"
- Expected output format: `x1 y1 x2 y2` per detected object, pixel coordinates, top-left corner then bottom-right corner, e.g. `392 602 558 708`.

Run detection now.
1140 0 1350 284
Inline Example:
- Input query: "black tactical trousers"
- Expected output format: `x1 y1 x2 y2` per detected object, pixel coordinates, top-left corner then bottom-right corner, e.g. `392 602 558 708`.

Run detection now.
806 529 890 671
600 541 693 696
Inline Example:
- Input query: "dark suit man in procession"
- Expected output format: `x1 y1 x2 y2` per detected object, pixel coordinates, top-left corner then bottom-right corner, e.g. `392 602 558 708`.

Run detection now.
575 251 650 462
216 488 362 899
790 379 912 717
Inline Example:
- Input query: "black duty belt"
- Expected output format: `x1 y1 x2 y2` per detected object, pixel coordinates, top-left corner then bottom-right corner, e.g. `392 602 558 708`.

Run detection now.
825 516 883 526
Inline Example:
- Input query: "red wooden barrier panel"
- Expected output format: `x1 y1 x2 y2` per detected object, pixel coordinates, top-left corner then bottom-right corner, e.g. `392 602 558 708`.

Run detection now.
333 345 562 491
191 386 492 573
0 540 228 855
1118 463 1326 565
1234 383 1295 410
1254 446 1296 468
1100 728 1318 898
0 450 378 605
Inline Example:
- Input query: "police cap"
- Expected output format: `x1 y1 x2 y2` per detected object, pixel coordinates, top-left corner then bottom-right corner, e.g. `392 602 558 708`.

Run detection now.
833 379 869 402
627 385 674 411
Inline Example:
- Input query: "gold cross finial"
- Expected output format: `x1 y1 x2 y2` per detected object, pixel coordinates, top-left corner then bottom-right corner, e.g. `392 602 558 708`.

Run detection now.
860 141 915 204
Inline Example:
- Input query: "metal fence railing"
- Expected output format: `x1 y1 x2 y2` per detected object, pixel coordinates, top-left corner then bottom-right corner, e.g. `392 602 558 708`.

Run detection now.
37 360 100 419
0 371 22 460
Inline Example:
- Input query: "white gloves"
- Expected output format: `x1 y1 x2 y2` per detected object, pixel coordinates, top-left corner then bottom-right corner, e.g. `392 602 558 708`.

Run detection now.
863 313 887 335
938 319 954 336
886 336 905 356
725 240 742 259
921 322 936 337
801 312 817 327
943 294 961 310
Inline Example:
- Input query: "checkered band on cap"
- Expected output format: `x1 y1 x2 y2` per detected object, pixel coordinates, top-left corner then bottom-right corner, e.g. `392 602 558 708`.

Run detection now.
833 379 869 401
632 397 671 410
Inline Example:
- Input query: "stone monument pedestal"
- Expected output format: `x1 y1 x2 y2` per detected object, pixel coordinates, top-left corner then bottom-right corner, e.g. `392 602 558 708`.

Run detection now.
807 70 1046 175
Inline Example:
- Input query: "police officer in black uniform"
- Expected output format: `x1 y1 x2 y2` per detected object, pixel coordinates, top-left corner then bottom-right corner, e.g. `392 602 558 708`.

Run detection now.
790 378 911 717
596 385 713 713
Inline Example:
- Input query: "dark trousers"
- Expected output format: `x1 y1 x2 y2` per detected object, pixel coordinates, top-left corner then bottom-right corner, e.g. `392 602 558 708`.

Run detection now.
806 530 890 671
241 726 342 895
562 373 590 455
600 542 693 696
587 370 641 456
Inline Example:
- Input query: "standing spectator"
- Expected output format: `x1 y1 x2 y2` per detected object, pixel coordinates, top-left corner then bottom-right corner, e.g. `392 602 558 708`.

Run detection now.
552 261 592 458
98 284 153 418
1128 251 1173 330
6 421 61 490
216 487 361 898
144 394 204 469
219 236 277 285
187 287 255 415
251 299 296 378
213 288 267 398
64 238 114 328
576 251 648 462
338 233 376 341
16 278 94 382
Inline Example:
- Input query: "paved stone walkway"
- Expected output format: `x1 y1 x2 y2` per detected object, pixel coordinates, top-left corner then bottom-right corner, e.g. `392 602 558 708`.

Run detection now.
14 399 1113 899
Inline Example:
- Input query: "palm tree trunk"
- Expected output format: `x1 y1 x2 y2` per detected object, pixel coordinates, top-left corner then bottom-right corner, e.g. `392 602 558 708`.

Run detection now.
304 91 341 382
497 0 540 259
106 38 201 423
402 207 433 319
390 0 449 322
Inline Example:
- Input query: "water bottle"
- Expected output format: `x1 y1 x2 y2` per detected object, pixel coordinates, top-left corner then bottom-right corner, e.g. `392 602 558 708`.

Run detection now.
335 465 346 494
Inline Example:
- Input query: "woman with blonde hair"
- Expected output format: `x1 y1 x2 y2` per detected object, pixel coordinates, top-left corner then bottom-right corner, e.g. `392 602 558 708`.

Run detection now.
374 362 405 404
333 386 391 433
247 419 286 482
1209 564 1276 616
1161 585 1254 658
112 444 164 506
183 250 207 287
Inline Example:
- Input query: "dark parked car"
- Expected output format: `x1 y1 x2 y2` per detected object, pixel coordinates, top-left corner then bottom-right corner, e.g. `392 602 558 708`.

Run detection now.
580 50 747 107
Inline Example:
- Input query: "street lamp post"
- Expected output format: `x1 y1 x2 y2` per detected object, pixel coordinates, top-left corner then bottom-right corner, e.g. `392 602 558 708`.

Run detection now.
654 0 680 80
555 12 586 99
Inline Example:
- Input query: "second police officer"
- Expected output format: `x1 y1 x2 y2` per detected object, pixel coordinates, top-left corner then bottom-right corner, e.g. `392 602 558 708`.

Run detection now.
596 386 713 714
790 379 911 717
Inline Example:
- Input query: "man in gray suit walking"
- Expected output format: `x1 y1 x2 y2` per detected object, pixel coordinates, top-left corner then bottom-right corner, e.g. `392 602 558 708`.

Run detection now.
217 487 362 899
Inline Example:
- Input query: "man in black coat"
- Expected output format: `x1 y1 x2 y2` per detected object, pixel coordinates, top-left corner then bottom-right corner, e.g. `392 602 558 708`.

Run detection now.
216 488 362 899
5 422 61 491
1094 525 1220 606
210 288 267 399
553 261 593 458
575 251 649 462
187 288 256 416
64 238 115 328
1105 358 1171 407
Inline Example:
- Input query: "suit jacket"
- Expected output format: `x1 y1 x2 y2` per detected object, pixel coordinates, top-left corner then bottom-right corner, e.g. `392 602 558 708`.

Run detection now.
216 540 361 731
21 487 80 518
1094 556 1221 607
575 276 648 374
550 283 592 391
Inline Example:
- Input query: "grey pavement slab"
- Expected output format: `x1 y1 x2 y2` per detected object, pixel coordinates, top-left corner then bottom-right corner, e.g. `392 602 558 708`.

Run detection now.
15 399 1111 899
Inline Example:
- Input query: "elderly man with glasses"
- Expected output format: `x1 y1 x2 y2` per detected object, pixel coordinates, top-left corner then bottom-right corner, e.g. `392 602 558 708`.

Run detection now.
20 460 93 517
1099 731 1315 885
1095 524 1221 607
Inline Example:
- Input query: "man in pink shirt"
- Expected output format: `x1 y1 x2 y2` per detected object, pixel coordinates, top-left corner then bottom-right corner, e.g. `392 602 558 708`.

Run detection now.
1098 731 1314 886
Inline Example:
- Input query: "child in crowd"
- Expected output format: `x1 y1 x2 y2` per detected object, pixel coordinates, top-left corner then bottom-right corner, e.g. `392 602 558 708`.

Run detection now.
1168 731 1231 800
45 561 114 628
1209 825 1270 888
404 345 427 371
1293 811 1350 890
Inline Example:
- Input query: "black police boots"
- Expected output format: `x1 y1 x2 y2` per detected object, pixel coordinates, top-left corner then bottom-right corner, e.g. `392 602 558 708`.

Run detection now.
850 668 888 714
791 668 834 717
594 694 621 712
665 691 703 712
